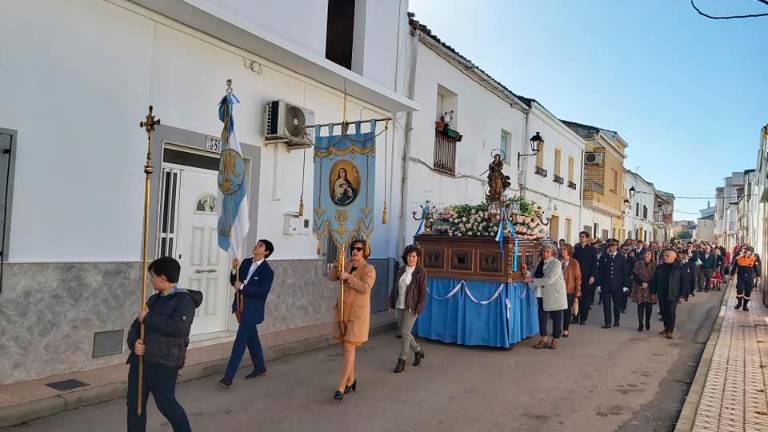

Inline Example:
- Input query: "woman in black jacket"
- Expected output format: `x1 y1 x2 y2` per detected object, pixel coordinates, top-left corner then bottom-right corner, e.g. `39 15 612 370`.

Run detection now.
388 245 428 373
651 249 688 339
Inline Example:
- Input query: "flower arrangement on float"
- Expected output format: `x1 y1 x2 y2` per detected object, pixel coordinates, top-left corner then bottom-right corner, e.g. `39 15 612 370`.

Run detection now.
426 196 547 240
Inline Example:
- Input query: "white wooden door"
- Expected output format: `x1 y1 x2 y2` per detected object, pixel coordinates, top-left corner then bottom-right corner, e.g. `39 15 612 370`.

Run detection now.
176 168 231 336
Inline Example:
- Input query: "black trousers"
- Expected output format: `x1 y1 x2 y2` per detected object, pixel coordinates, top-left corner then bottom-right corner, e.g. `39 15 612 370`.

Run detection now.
637 303 653 328
736 274 755 299
563 294 577 331
601 289 622 325
578 281 595 323
658 297 678 333
127 359 191 432
537 297 563 339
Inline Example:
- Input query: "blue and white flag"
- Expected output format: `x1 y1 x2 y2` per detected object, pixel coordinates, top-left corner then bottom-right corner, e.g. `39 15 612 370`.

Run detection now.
217 91 249 259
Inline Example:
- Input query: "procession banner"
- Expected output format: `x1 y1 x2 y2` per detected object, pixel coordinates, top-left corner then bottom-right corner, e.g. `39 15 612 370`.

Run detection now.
313 120 376 248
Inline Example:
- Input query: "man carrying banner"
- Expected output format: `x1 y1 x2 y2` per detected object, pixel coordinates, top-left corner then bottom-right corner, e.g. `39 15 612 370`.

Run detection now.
219 240 275 388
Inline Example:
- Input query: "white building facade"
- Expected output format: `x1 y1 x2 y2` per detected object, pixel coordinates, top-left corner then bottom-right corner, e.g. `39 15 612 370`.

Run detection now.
522 102 584 244
0 0 417 384
403 19 584 246
403 18 527 242
623 170 655 243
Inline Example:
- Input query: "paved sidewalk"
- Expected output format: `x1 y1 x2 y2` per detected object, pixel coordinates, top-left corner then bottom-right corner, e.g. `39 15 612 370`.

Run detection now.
690 287 768 431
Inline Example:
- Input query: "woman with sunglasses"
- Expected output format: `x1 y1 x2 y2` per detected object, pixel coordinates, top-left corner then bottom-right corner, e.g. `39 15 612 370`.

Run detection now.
328 239 376 400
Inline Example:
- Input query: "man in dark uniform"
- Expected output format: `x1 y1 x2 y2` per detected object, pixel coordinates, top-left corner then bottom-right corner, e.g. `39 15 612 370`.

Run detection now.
595 238 631 328
573 231 598 324
731 246 760 311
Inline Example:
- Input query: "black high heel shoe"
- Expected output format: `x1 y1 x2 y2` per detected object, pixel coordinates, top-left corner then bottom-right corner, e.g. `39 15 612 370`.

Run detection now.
344 379 357 394
334 390 344 400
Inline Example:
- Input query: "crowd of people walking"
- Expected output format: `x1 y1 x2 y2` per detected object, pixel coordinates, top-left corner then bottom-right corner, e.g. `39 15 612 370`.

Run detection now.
531 233 761 348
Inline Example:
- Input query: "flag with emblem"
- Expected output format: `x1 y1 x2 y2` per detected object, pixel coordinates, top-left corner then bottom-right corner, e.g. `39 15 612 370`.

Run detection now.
217 89 249 259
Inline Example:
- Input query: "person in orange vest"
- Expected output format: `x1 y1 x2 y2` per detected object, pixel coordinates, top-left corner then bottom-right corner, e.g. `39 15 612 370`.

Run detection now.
730 246 760 311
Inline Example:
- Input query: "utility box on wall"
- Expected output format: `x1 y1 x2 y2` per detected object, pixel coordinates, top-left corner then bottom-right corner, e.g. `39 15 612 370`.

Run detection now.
283 212 310 235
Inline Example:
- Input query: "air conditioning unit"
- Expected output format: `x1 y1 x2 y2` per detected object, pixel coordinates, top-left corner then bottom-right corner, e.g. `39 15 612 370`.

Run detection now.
264 100 315 151
585 152 604 165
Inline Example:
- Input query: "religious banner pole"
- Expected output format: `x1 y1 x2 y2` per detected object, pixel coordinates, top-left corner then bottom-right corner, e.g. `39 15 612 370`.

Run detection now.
337 244 346 336
137 105 160 416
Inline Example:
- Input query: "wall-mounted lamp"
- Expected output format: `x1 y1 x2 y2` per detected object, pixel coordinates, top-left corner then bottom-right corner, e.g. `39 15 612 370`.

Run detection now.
518 132 544 166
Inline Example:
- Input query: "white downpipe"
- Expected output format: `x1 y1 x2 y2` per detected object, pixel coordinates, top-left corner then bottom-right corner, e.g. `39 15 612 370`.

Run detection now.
398 26 419 252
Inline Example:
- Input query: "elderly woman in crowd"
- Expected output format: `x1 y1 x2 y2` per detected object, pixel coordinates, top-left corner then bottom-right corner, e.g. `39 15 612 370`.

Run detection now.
631 250 657 332
559 244 581 337
529 244 569 349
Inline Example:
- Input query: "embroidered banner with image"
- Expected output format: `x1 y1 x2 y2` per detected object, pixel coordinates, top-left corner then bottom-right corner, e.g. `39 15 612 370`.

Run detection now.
313 120 376 248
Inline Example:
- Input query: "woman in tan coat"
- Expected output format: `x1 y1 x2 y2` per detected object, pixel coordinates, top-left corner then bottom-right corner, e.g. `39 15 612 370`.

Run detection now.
560 244 582 338
329 239 376 401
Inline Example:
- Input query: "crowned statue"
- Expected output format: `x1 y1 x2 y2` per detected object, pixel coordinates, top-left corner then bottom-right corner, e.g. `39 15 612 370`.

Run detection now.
486 152 511 204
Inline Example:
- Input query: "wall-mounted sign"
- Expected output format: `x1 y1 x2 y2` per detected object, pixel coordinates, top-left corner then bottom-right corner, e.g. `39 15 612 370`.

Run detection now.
206 136 222 152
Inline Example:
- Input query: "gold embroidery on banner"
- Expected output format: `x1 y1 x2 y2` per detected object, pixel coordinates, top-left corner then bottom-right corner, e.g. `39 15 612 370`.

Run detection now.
335 210 349 236
314 145 375 158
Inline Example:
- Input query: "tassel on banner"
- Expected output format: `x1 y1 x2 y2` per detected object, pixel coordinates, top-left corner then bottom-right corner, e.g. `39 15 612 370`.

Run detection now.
316 240 321 256
298 198 304 217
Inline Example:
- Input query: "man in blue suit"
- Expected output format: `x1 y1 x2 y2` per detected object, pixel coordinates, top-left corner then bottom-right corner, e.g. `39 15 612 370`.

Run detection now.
219 239 275 388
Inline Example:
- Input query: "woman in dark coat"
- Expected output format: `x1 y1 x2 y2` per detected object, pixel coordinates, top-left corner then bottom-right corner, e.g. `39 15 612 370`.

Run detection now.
388 245 427 373
631 250 657 332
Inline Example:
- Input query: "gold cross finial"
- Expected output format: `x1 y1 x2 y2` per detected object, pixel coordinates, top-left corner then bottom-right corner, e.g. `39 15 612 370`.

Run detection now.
140 105 160 136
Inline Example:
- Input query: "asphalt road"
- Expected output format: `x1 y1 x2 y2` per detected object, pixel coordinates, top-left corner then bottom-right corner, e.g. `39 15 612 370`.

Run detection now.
4 290 722 432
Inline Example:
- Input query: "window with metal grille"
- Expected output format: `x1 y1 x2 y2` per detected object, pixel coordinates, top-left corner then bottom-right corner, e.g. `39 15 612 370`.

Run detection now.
433 131 457 175
158 168 180 258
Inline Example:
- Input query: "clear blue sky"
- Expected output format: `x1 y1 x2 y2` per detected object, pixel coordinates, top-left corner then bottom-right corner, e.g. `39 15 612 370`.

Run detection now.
408 0 768 219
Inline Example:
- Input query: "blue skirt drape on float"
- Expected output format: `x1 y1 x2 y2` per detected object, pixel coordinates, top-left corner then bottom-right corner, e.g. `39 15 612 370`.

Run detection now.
413 278 539 348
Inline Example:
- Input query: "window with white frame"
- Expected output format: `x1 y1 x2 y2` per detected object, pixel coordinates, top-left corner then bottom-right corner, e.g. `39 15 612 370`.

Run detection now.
436 85 458 127
500 130 512 165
